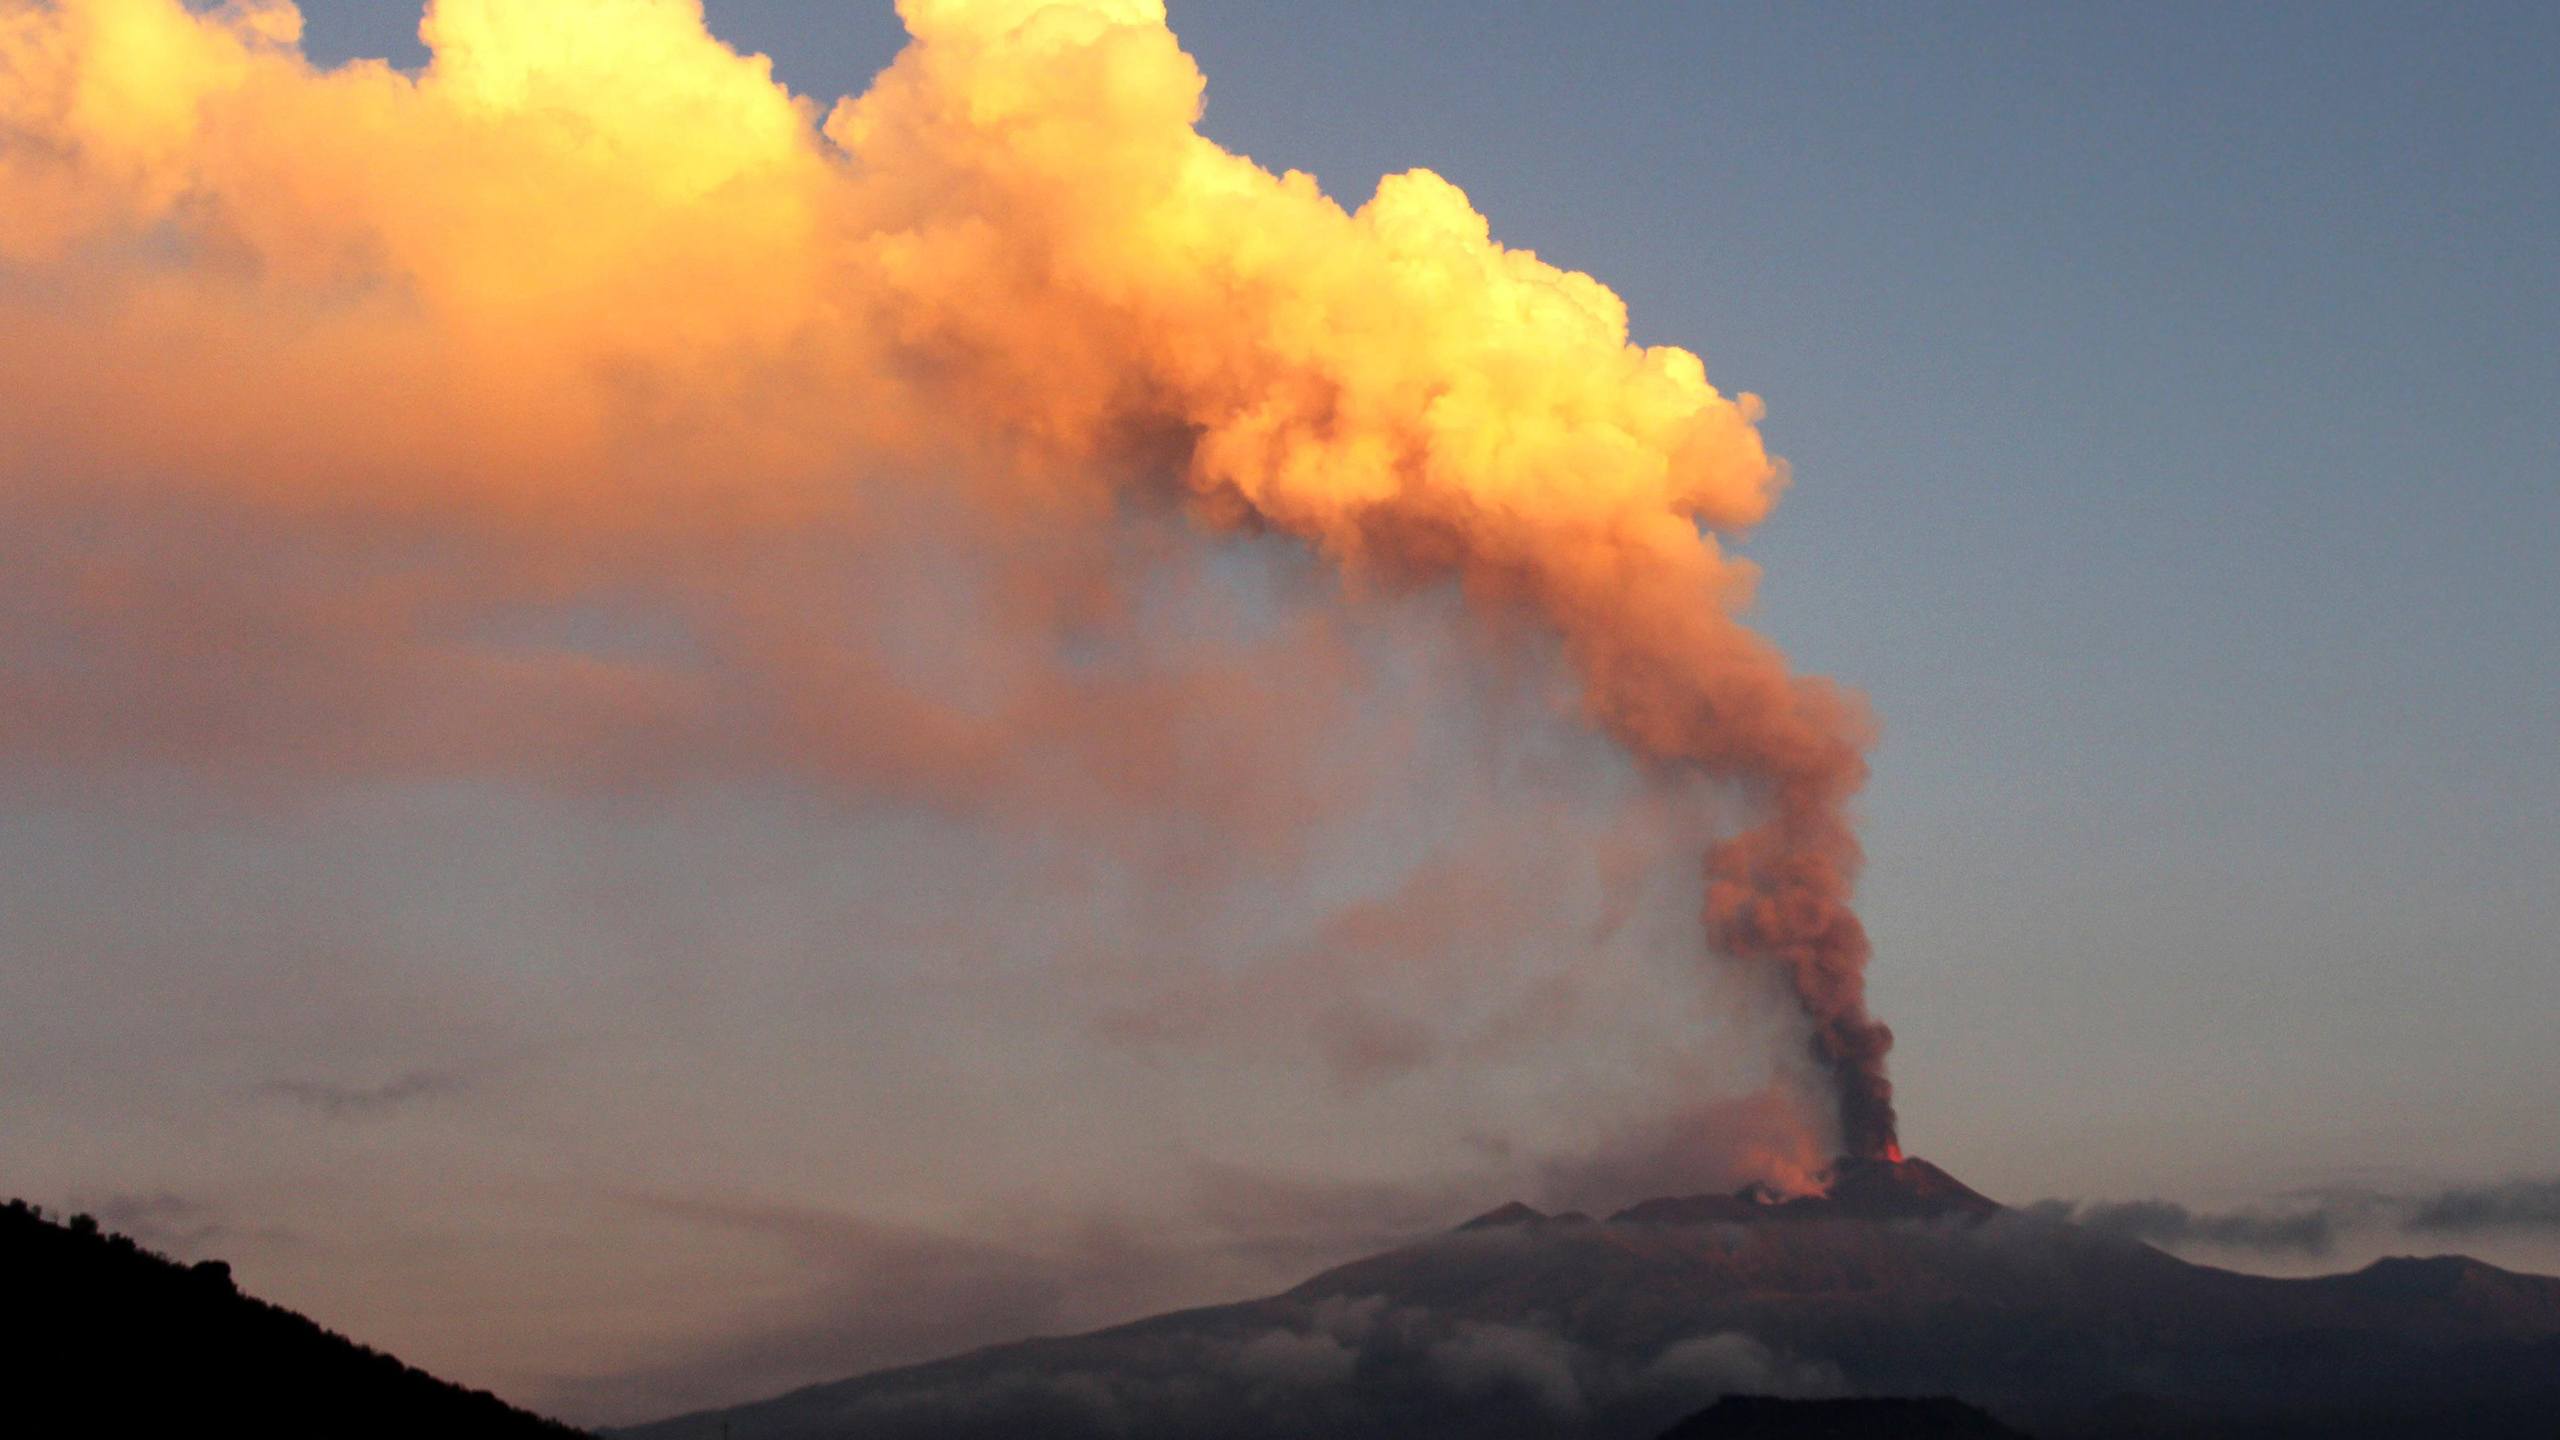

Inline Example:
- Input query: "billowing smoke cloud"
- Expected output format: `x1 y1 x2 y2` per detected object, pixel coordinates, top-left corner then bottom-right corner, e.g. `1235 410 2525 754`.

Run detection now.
0 0 1887 1160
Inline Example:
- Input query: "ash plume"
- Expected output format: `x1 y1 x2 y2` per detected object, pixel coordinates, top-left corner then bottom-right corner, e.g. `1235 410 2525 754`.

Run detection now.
0 0 1892 1164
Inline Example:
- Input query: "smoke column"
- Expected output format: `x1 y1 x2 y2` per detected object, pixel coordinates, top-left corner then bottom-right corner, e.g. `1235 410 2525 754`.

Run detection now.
0 0 1894 1161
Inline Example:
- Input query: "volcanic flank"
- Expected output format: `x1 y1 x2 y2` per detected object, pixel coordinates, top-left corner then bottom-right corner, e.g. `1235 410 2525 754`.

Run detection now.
621 1155 2560 1440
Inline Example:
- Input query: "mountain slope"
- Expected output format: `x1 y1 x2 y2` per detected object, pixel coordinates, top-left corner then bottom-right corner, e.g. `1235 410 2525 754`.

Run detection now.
3 1197 588 1439
617 1156 2560 1440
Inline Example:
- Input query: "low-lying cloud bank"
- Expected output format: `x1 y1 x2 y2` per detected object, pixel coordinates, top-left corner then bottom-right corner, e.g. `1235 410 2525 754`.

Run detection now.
2403 1178 2560 1235
2024 1198 2338 1256
2033 1175 2560 1256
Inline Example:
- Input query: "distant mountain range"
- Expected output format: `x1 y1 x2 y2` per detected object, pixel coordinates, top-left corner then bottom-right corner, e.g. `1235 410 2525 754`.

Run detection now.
3 1197 588 1438
618 1156 2560 1440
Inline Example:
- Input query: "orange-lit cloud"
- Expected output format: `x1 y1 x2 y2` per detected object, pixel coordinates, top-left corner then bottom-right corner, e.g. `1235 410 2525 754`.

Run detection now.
0 0 1889 1159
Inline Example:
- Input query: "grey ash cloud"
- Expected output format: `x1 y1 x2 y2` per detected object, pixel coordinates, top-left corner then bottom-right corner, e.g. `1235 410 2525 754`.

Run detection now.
2031 1174 2560 1255
260 1070 461 1118
2027 1198 2337 1255
2403 1178 2560 1235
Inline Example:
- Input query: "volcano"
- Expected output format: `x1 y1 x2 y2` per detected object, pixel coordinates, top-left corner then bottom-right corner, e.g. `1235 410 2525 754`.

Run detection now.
616 1157 2560 1440
1602 1153 2002 1227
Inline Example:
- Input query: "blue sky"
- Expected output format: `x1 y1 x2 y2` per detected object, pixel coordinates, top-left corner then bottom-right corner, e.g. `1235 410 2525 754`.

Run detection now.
6 0 2554 1422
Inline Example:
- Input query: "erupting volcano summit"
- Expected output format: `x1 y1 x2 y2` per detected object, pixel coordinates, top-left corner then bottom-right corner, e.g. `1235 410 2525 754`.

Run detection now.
1603 1153 2002 1227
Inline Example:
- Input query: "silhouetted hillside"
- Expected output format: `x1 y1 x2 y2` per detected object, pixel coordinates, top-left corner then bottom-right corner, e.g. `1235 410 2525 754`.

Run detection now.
3 1197 587 1439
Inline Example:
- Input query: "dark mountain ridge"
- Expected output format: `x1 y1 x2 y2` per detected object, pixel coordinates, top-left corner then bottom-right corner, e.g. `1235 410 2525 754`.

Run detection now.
620 1155 2560 1440
2 1197 589 1438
